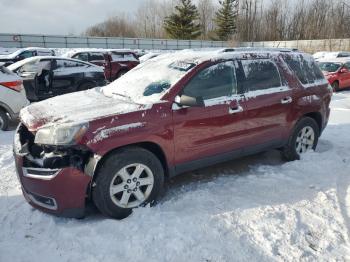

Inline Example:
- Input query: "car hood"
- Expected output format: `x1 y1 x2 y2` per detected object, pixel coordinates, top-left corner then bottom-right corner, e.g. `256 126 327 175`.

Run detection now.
20 88 149 131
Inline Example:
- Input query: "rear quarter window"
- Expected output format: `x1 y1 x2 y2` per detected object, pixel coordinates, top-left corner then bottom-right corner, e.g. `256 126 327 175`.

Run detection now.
284 54 324 85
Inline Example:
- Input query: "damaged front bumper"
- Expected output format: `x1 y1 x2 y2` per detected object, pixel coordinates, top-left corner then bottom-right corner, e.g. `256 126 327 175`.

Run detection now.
13 124 97 218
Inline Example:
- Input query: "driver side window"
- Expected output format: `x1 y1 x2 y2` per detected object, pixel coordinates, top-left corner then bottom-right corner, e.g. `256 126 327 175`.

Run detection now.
182 61 237 100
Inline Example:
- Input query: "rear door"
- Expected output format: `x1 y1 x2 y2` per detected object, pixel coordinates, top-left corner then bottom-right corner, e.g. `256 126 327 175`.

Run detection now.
172 61 248 167
51 59 85 96
237 58 293 147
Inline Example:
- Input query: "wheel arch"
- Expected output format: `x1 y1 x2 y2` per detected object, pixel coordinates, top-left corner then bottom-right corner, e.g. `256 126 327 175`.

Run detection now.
86 141 169 199
93 141 169 180
303 111 322 135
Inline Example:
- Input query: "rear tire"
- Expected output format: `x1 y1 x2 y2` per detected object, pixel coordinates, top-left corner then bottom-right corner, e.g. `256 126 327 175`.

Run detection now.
282 117 319 161
332 81 339 92
0 110 9 131
92 147 164 219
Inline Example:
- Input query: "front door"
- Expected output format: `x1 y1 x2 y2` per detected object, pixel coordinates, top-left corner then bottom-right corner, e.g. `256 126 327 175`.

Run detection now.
172 61 247 168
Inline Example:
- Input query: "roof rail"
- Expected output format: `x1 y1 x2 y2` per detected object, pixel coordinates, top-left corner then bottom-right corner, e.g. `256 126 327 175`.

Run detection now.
220 47 299 53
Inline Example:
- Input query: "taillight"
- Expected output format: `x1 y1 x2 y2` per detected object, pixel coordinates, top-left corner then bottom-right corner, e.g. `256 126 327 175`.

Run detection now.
1 80 23 92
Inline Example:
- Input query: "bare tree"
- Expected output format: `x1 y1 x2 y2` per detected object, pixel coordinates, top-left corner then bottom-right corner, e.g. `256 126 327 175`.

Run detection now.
197 0 217 39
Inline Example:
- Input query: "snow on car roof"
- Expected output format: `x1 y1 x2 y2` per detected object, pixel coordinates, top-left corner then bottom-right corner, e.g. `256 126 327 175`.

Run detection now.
0 47 54 59
62 48 134 57
148 48 302 65
7 56 102 71
317 57 350 64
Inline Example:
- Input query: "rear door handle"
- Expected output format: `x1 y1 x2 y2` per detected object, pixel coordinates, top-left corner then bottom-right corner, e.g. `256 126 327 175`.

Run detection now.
229 105 243 114
281 97 293 104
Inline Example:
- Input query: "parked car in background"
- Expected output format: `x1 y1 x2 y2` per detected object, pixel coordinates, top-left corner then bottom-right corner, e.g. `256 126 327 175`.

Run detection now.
139 52 161 63
0 47 55 66
318 58 350 91
8 57 106 102
313 51 350 61
63 49 139 81
14 49 331 219
0 65 29 130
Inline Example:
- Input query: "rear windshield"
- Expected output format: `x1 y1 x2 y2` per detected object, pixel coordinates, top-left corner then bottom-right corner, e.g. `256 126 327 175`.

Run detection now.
283 54 324 84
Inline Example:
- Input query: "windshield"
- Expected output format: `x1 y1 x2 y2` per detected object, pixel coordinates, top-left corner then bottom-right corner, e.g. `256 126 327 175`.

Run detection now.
101 55 196 104
318 62 342 72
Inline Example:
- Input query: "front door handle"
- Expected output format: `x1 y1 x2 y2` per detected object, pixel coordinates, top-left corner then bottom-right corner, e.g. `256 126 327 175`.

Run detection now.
281 96 293 104
229 105 243 114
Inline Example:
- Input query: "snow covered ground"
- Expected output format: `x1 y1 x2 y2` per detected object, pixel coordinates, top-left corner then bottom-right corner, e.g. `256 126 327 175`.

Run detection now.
1 91 350 261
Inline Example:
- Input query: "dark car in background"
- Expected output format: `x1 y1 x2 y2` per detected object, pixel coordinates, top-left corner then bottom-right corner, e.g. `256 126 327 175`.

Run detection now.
318 58 350 91
8 56 106 102
0 47 55 66
63 49 139 81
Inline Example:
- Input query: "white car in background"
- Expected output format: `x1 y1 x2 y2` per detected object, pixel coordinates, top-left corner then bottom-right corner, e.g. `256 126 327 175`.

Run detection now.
0 65 29 130
313 51 350 61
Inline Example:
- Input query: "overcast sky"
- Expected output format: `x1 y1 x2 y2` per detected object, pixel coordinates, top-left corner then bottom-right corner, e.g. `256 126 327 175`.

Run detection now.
0 0 144 35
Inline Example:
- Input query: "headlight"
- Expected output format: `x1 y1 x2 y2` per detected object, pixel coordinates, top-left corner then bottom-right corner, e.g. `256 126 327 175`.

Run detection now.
34 123 88 145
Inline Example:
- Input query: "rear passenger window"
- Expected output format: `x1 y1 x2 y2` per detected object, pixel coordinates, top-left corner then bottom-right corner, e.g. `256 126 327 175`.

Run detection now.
74 53 89 62
240 60 281 91
89 53 105 61
182 61 236 100
54 59 87 69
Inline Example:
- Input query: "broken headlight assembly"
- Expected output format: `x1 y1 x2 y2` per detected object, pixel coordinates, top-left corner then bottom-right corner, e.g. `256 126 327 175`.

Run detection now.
34 123 89 146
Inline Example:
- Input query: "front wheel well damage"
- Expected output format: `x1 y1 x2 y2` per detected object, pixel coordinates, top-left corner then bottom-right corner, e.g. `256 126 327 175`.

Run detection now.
86 142 169 198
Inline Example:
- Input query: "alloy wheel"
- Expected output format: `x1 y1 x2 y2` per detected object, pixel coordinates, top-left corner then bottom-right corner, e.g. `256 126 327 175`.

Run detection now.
295 126 315 154
109 163 154 208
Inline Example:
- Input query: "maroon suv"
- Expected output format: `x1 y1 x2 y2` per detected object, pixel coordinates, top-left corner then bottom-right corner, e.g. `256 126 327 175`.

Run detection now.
64 49 139 81
14 49 332 219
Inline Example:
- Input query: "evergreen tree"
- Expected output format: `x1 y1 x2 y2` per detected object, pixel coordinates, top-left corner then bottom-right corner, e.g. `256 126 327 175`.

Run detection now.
214 0 238 41
164 0 201 40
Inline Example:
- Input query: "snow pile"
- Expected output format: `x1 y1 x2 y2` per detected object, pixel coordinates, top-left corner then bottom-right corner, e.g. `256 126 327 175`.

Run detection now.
1 92 350 261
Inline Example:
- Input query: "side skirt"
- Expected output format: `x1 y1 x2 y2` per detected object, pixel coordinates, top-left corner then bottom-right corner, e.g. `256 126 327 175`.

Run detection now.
169 139 285 177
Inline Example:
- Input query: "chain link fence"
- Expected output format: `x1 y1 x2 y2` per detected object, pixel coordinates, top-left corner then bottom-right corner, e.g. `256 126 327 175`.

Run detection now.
0 33 227 50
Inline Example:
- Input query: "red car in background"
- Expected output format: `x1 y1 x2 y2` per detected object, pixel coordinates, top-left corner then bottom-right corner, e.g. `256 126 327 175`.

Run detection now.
318 58 350 91
63 49 139 82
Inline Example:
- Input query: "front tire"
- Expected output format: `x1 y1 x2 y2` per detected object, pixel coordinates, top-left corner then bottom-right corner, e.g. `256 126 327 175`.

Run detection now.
282 117 319 161
0 110 9 131
92 147 164 219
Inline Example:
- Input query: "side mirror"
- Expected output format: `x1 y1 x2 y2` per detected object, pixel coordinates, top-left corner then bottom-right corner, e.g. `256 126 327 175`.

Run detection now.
16 55 25 61
340 68 349 73
174 95 205 107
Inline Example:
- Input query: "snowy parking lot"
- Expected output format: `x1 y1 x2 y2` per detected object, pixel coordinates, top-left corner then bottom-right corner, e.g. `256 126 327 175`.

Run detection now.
0 91 350 261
